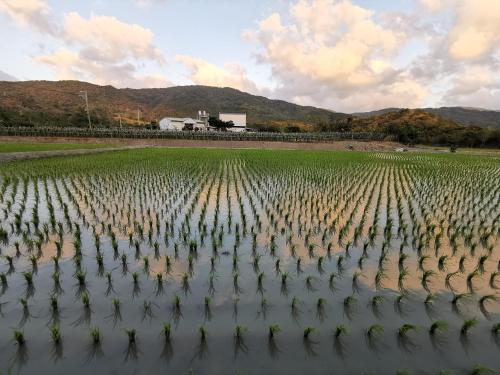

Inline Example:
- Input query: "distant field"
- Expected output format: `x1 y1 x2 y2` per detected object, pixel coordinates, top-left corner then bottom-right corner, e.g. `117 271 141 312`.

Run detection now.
0 142 113 153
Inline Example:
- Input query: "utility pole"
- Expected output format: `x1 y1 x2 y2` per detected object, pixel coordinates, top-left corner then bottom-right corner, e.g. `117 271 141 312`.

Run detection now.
79 91 92 129
137 108 140 125
119 115 122 129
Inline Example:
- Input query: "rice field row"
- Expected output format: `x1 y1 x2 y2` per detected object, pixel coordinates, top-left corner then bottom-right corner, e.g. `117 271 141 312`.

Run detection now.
0 149 498 374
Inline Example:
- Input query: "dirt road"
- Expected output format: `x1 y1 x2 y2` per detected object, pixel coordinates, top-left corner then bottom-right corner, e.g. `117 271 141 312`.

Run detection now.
0 146 144 163
0 136 403 152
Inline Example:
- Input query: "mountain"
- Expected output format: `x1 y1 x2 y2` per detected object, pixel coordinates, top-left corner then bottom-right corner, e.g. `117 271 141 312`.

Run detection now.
349 108 460 132
0 71 17 82
423 107 500 129
351 108 401 118
0 80 346 129
341 108 499 148
353 107 500 129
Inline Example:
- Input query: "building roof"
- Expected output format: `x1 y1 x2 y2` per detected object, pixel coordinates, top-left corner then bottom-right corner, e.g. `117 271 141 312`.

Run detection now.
161 117 205 124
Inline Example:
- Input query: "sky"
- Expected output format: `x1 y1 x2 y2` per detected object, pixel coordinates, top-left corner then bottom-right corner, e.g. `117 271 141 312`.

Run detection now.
0 0 499 112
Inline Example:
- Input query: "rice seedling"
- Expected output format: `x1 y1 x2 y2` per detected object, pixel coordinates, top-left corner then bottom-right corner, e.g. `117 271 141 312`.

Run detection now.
398 324 419 353
141 300 156 322
305 275 317 292
398 268 409 292
233 272 242 295
452 293 471 314
90 327 101 344
162 323 172 342
399 324 417 338
343 295 357 320
365 323 384 352
82 293 91 308
49 325 62 344
371 295 385 318
255 297 269 320
280 272 290 295
429 320 449 336
479 295 496 317
126 329 137 346
375 269 387 290
470 365 495 375
107 298 122 327
421 270 436 292
325 272 336 293
13 330 25 346
268 324 281 339
199 326 207 342
467 270 480 293
316 298 327 322
204 296 212 322
233 325 248 357
335 324 348 338
18 297 34 327
75 271 86 286
461 318 479 336
51 271 63 295
303 326 315 339
489 271 499 289
333 324 348 358
23 272 33 286
367 324 384 338
181 273 190 295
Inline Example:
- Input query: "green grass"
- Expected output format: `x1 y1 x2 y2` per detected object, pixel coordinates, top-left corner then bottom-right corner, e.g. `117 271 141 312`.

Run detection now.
0 147 497 179
0 142 113 153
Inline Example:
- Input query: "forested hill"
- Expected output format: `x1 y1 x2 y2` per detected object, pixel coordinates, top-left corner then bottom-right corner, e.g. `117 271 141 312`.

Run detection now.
0 80 345 129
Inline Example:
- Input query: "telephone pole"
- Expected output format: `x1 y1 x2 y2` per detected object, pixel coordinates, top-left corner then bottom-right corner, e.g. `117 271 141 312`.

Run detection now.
137 108 141 125
79 91 92 129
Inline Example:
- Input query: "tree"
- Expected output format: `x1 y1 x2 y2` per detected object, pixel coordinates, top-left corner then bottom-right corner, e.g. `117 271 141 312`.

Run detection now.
284 126 302 133
319 116 354 133
208 116 234 131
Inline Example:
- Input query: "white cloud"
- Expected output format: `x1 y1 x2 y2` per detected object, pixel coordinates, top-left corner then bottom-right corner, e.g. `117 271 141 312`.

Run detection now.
37 48 170 88
176 55 259 93
0 0 56 34
132 0 167 7
252 0 403 87
420 0 450 12
448 0 500 61
0 0 169 88
407 0 500 108
63 12 165 64
247 0 427 111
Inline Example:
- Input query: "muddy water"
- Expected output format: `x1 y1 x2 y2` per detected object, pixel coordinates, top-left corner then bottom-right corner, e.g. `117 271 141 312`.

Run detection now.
0 150 499 375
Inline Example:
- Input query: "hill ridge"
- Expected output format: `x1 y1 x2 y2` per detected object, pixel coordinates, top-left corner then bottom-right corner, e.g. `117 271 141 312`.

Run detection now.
0 80 344 129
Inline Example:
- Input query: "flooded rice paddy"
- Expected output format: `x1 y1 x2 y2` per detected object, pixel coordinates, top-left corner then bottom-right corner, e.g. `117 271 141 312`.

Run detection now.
0 148 499 375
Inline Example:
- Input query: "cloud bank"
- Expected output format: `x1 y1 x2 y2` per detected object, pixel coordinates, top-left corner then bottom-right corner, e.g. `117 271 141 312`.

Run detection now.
0 0 169 88
1 0 500 111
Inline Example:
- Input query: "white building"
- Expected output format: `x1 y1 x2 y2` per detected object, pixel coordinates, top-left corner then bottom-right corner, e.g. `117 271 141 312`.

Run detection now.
159 111 248 132
219 113 247 132
159 111 209 131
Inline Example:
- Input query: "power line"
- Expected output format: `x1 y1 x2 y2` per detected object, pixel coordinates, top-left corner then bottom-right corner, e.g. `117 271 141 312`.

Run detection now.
79 91 92 129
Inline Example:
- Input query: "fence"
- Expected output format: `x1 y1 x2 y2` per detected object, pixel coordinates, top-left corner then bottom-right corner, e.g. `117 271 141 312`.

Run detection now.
0 127 388 143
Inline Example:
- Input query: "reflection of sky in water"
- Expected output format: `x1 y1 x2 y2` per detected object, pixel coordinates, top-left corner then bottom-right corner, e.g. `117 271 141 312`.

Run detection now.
0 152 499 374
